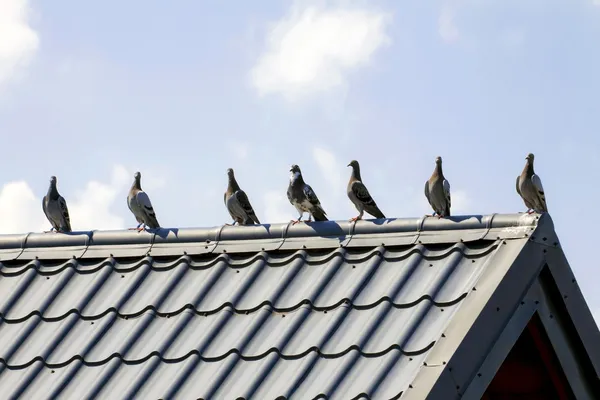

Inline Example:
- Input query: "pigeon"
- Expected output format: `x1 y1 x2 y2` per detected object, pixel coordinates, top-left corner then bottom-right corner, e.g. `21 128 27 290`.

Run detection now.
224 168 260 226
42 176 72 233
424 156 451 218
287 164 328 224
347 160 385 221
127 171 160 231
516 153 548 214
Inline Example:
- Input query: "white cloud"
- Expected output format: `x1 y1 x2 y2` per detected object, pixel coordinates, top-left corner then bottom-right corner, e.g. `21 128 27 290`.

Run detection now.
0 165 165 234
250 1 391 101
0 0 39 89
438 4 459 43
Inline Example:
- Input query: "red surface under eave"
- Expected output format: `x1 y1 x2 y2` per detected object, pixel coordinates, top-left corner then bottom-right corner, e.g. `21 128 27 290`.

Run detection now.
483 314 573 400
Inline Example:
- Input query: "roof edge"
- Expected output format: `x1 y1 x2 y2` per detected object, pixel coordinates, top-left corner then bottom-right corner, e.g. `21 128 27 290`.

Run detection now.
0 213 548 261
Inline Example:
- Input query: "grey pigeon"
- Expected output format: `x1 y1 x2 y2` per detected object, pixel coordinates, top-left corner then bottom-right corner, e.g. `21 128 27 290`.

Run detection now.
516 153 548 214
347 160 385 221
127 171 160 231
224 168 260 226
42 176 72 233
424 156 451 218
287 164 328 224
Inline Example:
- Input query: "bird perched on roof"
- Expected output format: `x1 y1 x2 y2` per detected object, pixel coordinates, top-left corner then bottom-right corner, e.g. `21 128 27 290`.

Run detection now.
287 164 328 224
516 153 548 214
224 168 260 226
424 156 451 218
347 160 385 221
127 171 160 231
42 176 72 233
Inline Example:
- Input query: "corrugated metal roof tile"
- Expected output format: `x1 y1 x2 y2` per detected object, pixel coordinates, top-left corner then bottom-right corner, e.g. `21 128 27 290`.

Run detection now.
0 214 545 398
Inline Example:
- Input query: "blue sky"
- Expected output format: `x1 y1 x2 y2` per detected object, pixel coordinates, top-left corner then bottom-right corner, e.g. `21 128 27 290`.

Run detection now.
1 0 599 324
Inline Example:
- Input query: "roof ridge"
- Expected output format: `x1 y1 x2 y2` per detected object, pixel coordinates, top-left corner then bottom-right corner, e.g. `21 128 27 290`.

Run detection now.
0 213 545 261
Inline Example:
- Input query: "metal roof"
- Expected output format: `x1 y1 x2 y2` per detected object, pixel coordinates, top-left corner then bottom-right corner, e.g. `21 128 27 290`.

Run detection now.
0 213 597 399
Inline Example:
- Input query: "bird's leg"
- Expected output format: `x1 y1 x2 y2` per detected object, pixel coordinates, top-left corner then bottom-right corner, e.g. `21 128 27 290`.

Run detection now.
44 227 56 233
527 209 535 215
304 214 312 223
225 220 237 226
129 222 143 231
291 212 303 225
350 210 364 222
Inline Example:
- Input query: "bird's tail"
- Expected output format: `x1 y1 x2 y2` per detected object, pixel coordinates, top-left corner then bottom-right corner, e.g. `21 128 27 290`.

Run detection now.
366 205 385 219
312 207 328 222
147 216 161 229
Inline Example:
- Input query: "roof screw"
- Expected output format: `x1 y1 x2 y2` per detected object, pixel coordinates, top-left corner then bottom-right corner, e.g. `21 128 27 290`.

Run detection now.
72 255 76 259
381 243 385 246
206 240 210 244
409 357 413 361
471 260 475 263
542 237 547 241
472 287 477 291
520 301 525 305
477 373 482 378
423 362 428 366
563 295 568 299
418 240 422 244
261 248 265 251
110 254 113 257
535 300 539 304
524 233 529 237
183 251 187 255
543 249 547 253
496 307 500 311
442 361 446 365
572 278 576 283
441 333 446 338
302 245 306 249
550 314 554 319
223 250 227 253
460 239 464 243
409 385 413 389
205 246 208 249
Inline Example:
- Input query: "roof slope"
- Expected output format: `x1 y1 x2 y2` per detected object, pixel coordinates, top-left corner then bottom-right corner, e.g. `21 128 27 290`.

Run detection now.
0 214 597 399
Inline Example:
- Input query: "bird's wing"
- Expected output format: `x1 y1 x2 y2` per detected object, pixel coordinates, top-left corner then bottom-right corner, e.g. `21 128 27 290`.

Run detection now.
424 180 431 203
42 196 51 220
351 181 377 206
443 179 451 209
515 176 521 196
531 174 547 210
303 184 322 207
135 191 156 217
235 190 255 216
58 196 71 231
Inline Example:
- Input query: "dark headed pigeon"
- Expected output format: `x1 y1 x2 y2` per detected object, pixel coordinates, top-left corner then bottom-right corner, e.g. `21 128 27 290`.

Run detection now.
347 160 385 221
127 171 160 231
516 153 548 214
287 164 328 224
424 156 451 218
42 176 72 233
224 168 260 225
